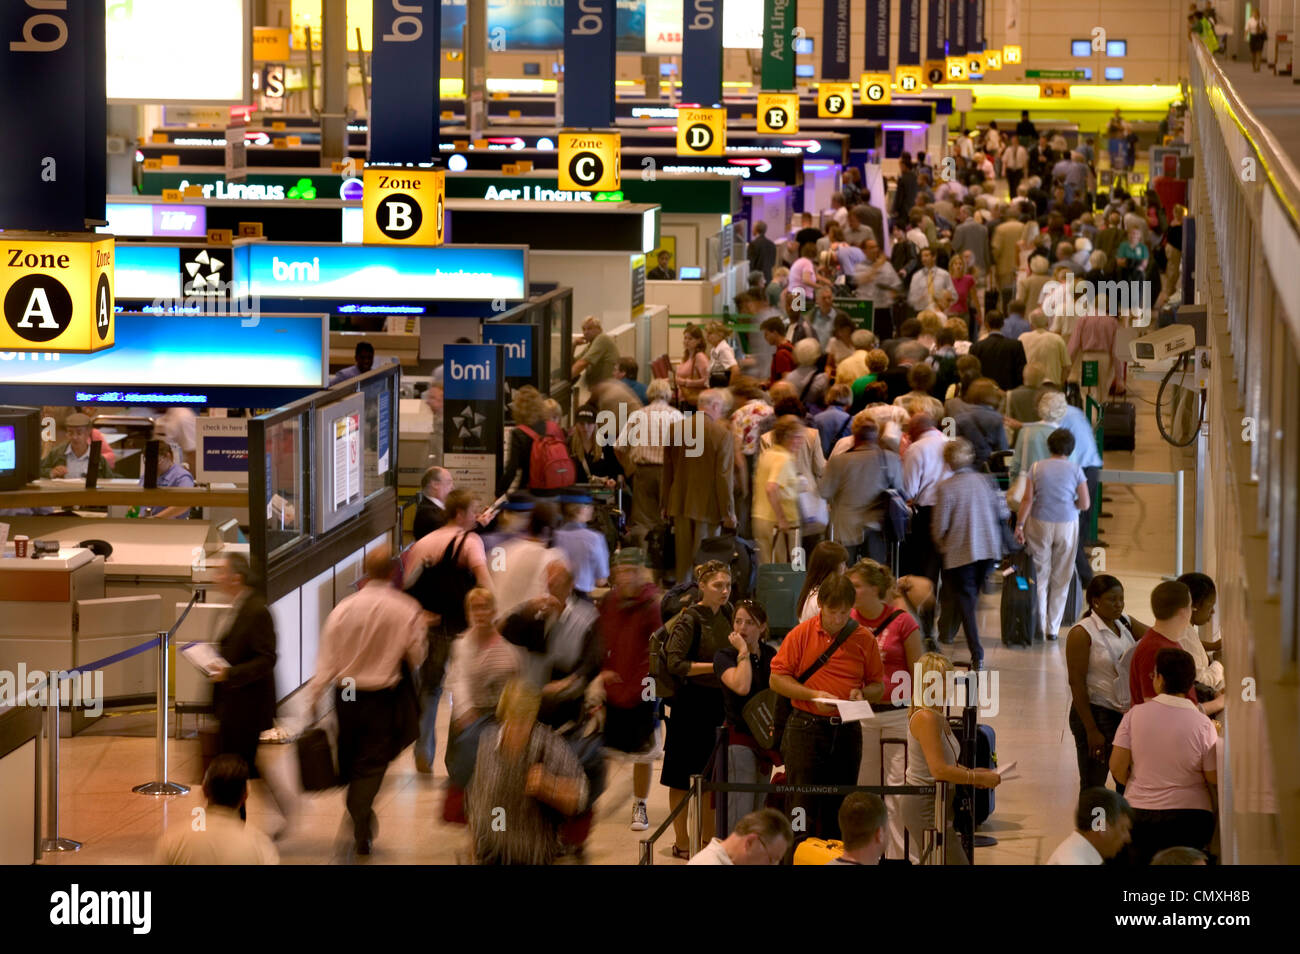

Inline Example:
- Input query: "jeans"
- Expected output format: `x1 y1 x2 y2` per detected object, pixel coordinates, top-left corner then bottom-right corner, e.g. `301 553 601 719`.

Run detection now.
781 709 863 842
416 625 453 766
938 560 993 667
1067 702 1126 793
725 743 773 833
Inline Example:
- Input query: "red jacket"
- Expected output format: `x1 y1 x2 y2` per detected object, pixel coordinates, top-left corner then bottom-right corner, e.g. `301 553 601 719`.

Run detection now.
598 582 662 709
768 340 796 387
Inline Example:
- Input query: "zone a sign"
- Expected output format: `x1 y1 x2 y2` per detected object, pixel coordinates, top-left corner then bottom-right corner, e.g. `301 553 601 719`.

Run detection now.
363 166 446 245
0 234 114 353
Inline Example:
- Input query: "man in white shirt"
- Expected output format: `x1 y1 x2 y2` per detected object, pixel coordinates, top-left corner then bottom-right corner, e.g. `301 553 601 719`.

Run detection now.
1046 787 1133 865
901 416 951 584
687 809 793 865
157 754 278 864
906 248 958 313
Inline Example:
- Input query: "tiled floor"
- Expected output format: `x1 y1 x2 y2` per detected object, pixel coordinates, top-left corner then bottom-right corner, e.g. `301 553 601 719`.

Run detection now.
41 379 1196 865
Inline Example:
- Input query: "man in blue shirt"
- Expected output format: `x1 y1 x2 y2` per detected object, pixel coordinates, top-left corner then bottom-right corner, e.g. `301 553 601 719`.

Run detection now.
615 358 648 405
146 442 195 518
1001 304 1032 341
330 341 374 385
552 494 610 598
1060 401 1104 586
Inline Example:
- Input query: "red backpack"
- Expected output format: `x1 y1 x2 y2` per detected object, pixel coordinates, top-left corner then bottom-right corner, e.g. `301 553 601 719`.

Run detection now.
518 422 576 490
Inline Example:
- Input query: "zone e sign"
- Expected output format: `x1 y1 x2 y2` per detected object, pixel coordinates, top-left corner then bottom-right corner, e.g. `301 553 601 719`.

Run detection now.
558 132 621 191
0 233 114 353
363 166 446 246
757 92 799 134
676 107 726 156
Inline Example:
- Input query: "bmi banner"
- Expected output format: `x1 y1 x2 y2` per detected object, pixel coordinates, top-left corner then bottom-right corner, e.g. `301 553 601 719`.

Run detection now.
949 0 967 56
863 0 890 72
682 0 724 105
443 343 504 498
925 0 947 61
898 0 922 65
821 0 851 80
0 0 105 231
760 0 796 91
564 0 617 128
966 0 985 52
370 0 440 163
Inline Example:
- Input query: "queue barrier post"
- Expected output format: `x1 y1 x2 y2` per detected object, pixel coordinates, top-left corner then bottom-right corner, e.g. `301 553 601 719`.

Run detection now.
132 631 190 797
40 676 81 854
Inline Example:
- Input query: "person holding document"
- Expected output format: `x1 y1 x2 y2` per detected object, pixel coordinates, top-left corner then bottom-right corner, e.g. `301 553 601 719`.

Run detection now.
770 574 884 844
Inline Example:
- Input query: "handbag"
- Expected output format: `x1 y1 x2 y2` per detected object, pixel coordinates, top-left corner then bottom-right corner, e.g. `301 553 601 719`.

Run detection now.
297 727 340 791
742 618 859 750
797 486 829 535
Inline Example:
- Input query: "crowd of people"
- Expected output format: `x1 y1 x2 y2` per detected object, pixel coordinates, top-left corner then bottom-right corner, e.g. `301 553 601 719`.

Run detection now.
162 111 1225 867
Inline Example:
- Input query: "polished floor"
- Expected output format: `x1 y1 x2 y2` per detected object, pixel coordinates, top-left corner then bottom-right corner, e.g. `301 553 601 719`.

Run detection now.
39 378 1196 865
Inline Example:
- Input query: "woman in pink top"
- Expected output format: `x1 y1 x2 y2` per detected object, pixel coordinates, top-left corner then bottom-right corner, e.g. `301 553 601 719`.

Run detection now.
1110 647 1219 864
675 325 710 410
787 242 820 303
847 559 924 861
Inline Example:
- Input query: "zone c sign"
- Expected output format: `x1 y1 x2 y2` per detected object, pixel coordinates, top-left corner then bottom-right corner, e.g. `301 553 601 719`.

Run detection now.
363 166 446 246
558 131 621 191
0 234 114 353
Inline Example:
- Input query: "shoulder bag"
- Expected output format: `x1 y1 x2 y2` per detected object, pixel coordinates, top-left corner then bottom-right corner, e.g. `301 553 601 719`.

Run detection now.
742 618 860 750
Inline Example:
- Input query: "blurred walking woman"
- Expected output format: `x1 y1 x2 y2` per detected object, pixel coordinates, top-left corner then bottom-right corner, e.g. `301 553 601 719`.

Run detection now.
676 325 711 410
663 561 734 857
903 653 1000 864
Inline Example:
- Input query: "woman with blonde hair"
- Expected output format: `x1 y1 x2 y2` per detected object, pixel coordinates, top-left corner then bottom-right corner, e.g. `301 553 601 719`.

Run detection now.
753 415 805 563
903 652 1000 864
705 320 739 388
675 324 711 409
499 385 561 496
946 253 980 331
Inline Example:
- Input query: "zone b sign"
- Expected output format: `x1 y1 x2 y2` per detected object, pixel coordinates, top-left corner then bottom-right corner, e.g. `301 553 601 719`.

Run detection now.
363 166 446 246
757 93 799 134
0 234 114 353
676 107 726 156
559 132 621 191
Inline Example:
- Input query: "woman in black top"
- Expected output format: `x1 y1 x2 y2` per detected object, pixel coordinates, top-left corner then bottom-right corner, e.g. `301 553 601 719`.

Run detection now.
663 561 733 857
568 403 623 487
715 600 778 828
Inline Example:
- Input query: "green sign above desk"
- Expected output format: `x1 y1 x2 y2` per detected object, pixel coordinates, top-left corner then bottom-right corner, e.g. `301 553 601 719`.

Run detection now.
1024 69 1088 80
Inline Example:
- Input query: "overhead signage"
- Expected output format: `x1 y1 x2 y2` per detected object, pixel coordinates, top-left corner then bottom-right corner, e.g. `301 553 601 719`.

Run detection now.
948 0 967 56
443 342 504 498
162 106 231 125
924 60 946 86
983 49 1002 70
822 0 851 79
897 0 921 65
760 0 796 91
564 0 617 129
862 0 889 72
756 93 799 134
371 0 439 162
860 73 892 104
1039 83 1070 99
1 0 105 232
676 107 727 156
232 242 528 302
106 0 248 103
1003 44 1022 65
0 234 114 354
141 173 354 201
966 51 985 76
645 0 683 54
683 0 724 104
722 0 763 48
362 166 446 245
252 26 290 62
924 0 945 62
817 83 855 118
896 65 924 93
1026 69 1086 80
197 418 249 485
481 323 536 410
558 132 621 192
449 174 738 215
0 313 325 388
967 0 985 54
98 203 208 239
946 57 968 81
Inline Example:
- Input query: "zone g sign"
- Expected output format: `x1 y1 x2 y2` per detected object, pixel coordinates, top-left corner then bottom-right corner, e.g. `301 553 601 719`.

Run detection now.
558 132 621 191
363 166 446 246
0 234 114 353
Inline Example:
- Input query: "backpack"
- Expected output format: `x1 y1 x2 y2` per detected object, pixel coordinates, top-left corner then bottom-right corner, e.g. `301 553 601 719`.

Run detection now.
648 610 689 699
518 423 575 491
404 531 477 634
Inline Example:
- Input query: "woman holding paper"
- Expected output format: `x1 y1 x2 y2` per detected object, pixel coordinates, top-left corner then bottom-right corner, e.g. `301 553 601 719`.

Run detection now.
903 653 1000 865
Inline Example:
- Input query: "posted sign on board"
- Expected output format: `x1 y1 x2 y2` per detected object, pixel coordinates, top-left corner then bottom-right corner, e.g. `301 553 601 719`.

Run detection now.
362 167 445 246
0 233 114 353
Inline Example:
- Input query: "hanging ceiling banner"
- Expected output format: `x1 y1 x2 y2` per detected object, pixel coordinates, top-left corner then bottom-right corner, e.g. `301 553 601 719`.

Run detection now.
898 0 922 66
966 0 985 52
682 0 724 105
821 0 851 80
760 0 796 91
862 0 890 73
948 0 967 56
564 0 618 128
925 0 947 62
370 0 440 163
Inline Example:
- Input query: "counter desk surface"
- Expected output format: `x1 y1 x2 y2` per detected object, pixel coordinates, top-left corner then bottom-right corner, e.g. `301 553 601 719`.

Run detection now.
0 516 230 579
0 479 247 509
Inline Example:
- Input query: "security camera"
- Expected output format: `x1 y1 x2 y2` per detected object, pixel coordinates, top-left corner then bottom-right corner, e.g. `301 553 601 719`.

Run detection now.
1129 323 1197 366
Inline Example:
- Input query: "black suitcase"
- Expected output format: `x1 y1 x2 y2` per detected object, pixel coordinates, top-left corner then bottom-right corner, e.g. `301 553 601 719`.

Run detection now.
999 551 1036 647
297 727 340 791
949 670 995 861
1101 400 1136 451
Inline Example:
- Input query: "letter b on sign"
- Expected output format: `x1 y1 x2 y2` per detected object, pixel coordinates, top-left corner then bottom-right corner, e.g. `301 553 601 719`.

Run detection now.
376 194 422 239
362 167 445 245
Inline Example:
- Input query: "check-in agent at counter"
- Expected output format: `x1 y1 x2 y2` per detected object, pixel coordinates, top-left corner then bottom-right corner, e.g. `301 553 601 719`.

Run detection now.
40 413 114 481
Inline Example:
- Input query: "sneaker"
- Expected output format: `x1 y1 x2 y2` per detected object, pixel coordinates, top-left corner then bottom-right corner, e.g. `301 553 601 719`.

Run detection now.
630 801 649 831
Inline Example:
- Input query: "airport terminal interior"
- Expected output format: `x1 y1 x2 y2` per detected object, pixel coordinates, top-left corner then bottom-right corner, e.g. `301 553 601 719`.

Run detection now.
1 0 1297 872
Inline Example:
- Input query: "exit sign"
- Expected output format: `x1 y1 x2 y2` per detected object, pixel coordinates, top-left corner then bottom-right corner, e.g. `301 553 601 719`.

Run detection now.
1026 69 1088 80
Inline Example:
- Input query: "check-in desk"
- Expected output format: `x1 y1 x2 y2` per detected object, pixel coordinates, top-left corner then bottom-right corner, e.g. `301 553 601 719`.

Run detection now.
0 703 40 865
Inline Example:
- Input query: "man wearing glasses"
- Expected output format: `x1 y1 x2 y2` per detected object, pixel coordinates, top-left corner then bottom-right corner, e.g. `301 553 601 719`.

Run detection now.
688 809 793 865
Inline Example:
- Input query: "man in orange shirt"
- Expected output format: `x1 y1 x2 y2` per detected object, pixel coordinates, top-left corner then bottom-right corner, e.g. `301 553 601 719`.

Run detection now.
771 574 885 842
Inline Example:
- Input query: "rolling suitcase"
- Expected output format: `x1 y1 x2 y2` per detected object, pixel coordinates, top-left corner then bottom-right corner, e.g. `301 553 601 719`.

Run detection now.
297 727 339 791
756 529 805 638
999 551 1036 647
1101 400 1137 451
949 670 995 861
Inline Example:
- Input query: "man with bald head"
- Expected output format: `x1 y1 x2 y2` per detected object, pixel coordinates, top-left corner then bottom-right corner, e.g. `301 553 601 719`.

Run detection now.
306 545 429 855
